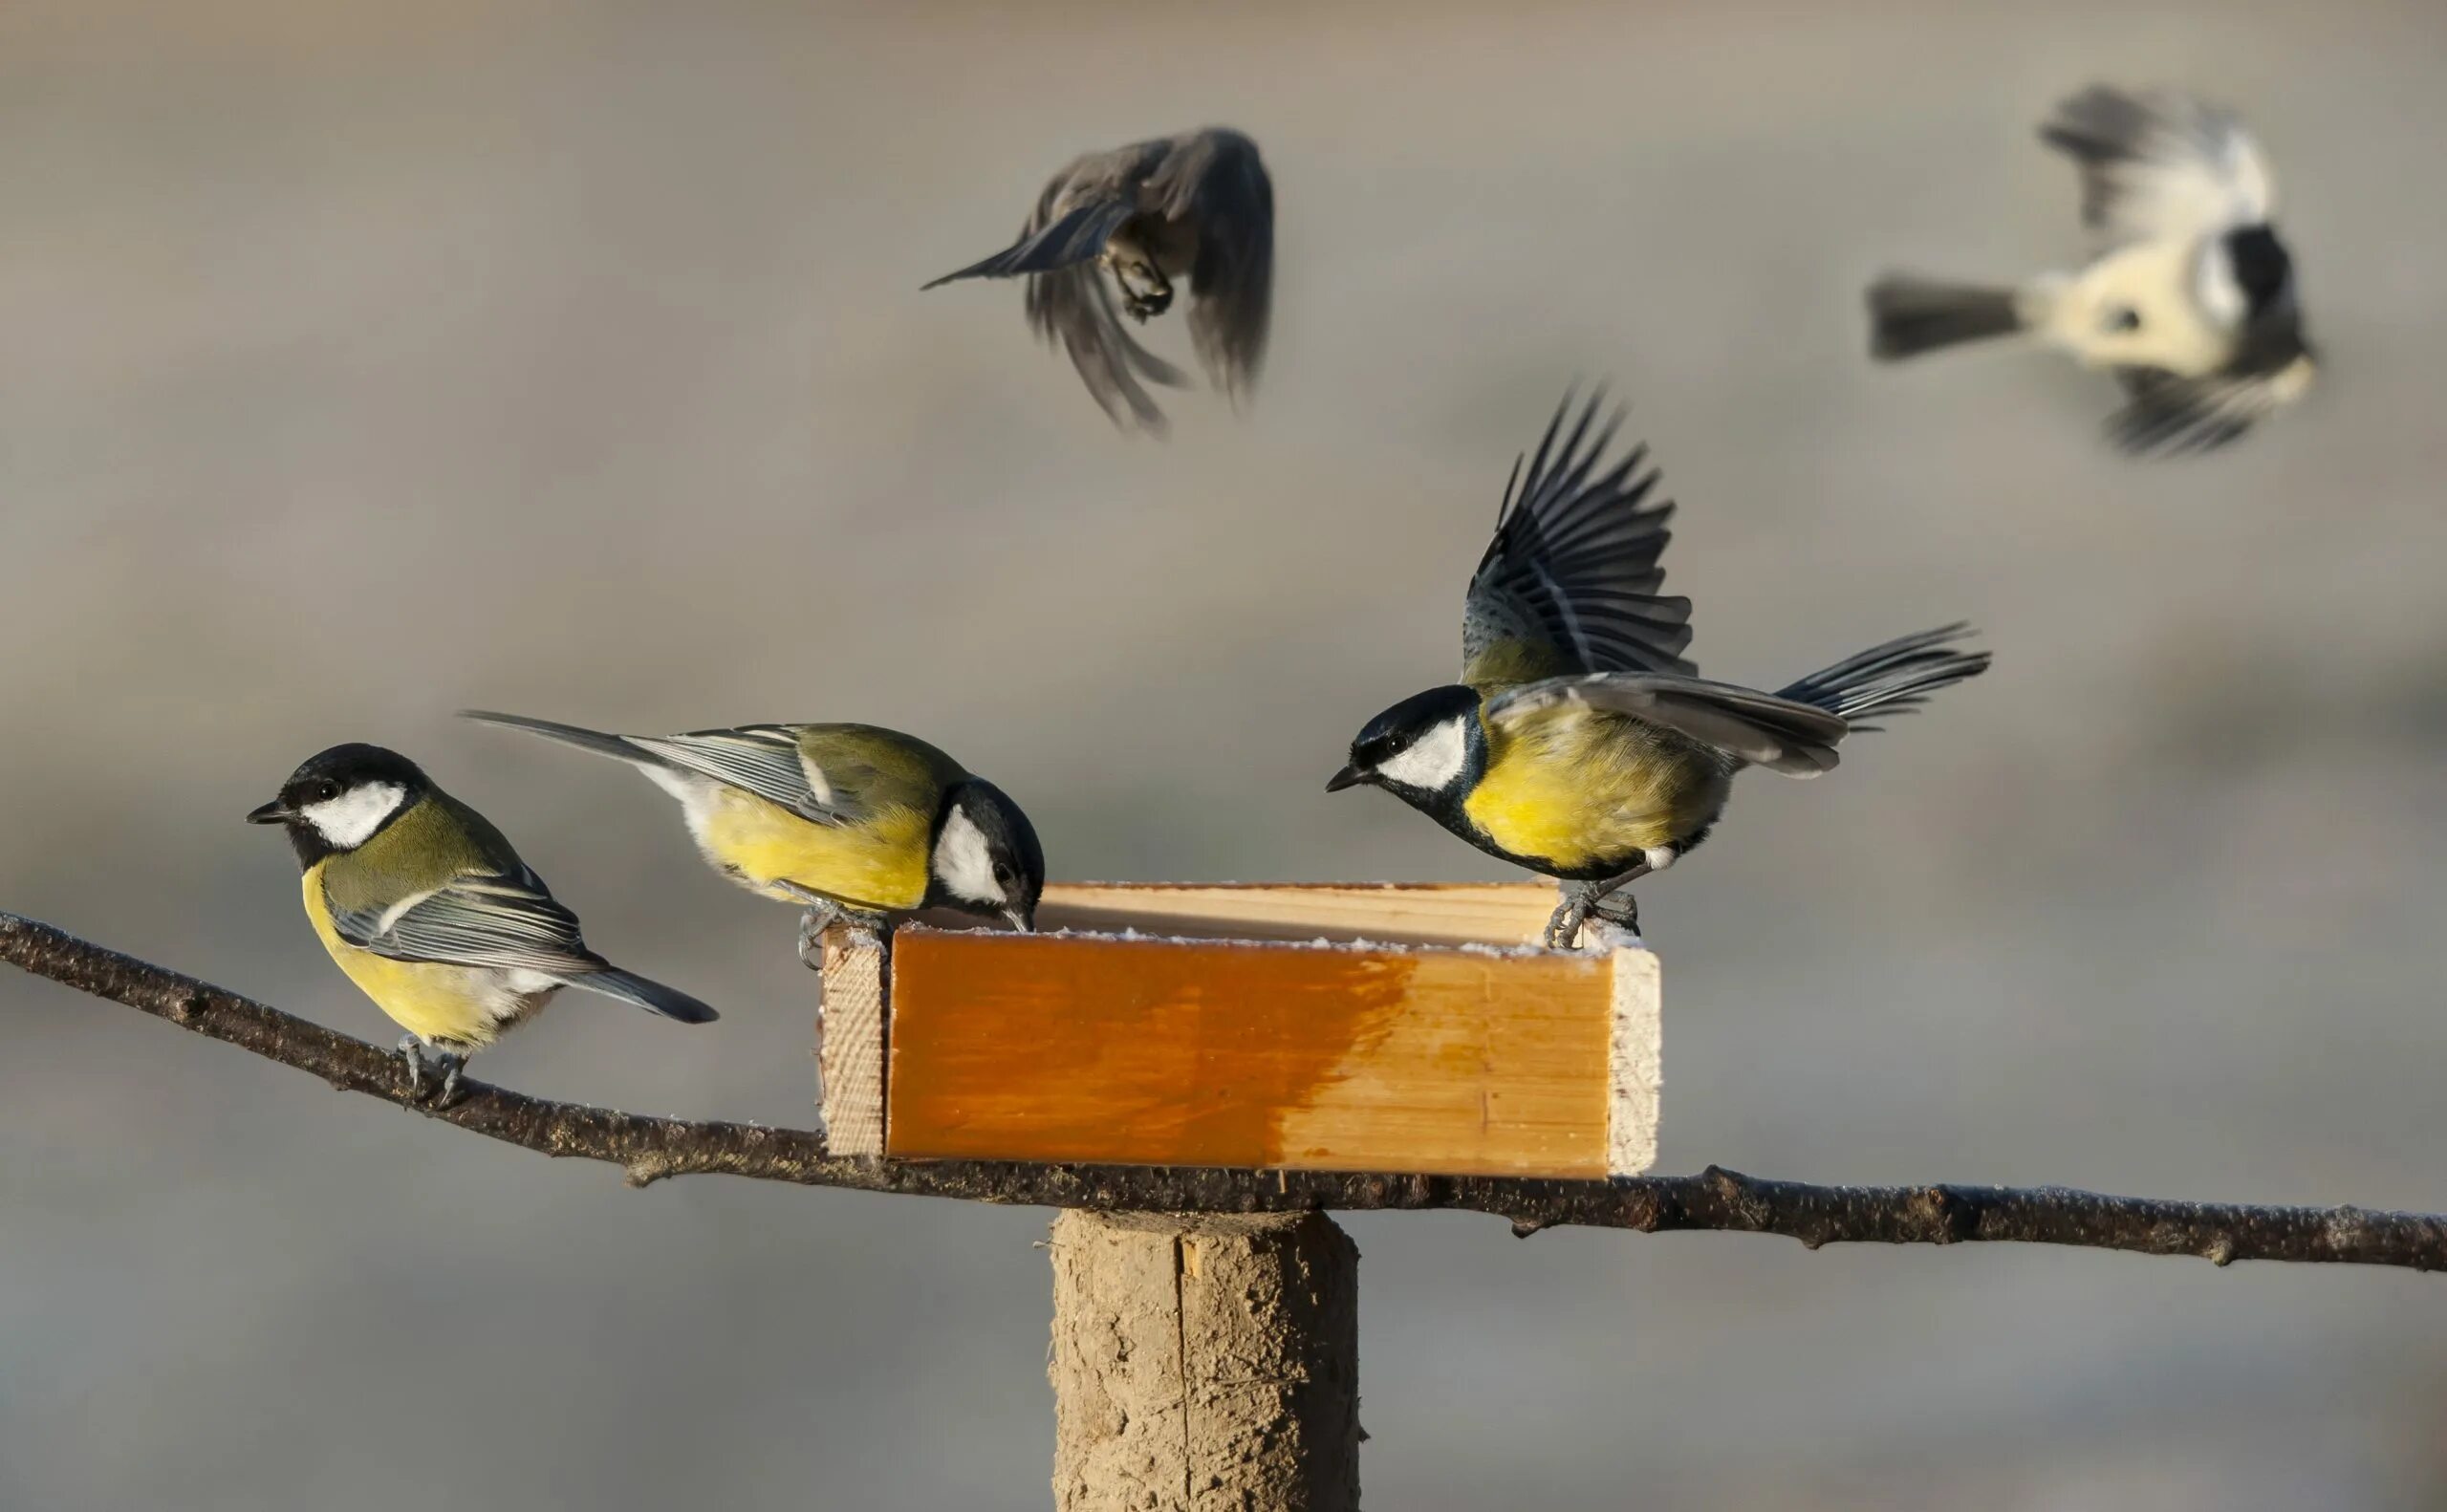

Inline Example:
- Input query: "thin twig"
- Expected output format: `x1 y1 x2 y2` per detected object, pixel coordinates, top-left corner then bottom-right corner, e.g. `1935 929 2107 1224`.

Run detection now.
6 910 2440 1271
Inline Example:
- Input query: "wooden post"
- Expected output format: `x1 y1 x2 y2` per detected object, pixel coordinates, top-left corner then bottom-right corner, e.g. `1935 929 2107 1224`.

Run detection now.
1048 1210 1361 1511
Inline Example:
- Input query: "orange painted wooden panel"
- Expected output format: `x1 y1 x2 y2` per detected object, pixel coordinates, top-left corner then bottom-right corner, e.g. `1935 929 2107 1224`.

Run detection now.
884 930 1616 1177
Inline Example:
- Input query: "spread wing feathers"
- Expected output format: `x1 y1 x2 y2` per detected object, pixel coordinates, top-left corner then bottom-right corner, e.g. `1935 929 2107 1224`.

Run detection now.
329 865 607 978
1151 129 1274 400
1027 264 1188 432
1463 390 1696 687
2041 85 2275 246
1484 674 1848 776
623 726 848 826
1773 624 1991 732
920 198 1138 288
2108 359 2307 456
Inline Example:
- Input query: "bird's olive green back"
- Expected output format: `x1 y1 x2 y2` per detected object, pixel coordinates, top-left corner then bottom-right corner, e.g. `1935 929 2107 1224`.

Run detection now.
318 791 519 918
791 724 967 824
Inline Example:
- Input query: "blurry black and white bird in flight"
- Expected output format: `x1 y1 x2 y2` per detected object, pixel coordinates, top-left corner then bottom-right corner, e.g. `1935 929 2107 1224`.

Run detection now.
923 127 1273 434
1328 392 1990 947
1869 85 2313 455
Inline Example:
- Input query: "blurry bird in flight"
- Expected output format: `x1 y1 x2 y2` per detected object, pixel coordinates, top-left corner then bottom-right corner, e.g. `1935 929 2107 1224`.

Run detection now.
1869 85 2313 455
923 127 1273 434
1328 391 1990 947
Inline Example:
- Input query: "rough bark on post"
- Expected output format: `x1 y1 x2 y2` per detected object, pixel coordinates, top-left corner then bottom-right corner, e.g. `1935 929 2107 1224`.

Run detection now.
1049 1210 1360 1511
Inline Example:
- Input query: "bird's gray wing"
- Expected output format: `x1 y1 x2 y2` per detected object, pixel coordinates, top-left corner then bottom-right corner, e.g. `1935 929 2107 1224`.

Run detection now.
2041 85 2275 247
622 725 851 825
2109 348 2314 456
1484 673 1848 776
923 142 1151 288
920 198 1139 288
1150 128 1273 401
1027 263 1188 432
327 864 608 978
1461 390 1695 689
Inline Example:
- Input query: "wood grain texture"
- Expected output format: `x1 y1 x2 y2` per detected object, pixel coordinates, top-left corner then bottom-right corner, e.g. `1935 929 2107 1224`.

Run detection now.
1034 882 1560 946
815 924 886 1157
885 928 1618 1177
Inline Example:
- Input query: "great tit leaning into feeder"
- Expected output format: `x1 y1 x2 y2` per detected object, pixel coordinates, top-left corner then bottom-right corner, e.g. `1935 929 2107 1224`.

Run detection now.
1869 84 2313 455
1327 390 1991 948
460 713 1045 957
921 126 1272 434
248 744 717 1105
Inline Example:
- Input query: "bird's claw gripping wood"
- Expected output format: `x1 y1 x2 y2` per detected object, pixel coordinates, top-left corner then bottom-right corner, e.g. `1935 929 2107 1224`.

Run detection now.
788 889 891 970
1542 883 1640 949
396 1035 466 1111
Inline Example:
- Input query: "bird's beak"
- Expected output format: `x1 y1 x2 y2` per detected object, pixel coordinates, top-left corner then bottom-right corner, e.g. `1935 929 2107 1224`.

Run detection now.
1325 765 1364 793
246 798 292 825
1003 907 1033 934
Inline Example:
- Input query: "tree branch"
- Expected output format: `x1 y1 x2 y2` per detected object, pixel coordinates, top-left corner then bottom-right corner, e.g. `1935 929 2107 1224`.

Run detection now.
7 910 2440 1272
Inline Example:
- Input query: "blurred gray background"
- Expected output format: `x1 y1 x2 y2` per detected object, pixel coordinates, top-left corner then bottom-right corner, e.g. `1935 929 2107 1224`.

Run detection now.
6 1 2446 1507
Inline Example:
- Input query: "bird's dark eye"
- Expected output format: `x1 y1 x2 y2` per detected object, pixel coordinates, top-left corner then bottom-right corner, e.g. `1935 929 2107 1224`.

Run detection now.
312 780 340 802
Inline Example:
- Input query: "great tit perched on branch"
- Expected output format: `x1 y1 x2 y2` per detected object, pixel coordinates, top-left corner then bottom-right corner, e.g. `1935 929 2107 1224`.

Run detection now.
460 713 1045 956
1328 391 1991 948
922 126 1273 434
1869 85 2313 455
248 744 717 1105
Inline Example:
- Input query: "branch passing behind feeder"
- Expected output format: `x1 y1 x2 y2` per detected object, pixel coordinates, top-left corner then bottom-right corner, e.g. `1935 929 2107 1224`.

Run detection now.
247 744 717 1106
460 713 1044 961
923 126 1273 435
1328 390 1990 947
1868 84 2314 455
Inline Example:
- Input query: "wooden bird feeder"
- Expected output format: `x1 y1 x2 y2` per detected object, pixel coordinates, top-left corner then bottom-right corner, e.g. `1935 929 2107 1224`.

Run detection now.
815 882 1659 1179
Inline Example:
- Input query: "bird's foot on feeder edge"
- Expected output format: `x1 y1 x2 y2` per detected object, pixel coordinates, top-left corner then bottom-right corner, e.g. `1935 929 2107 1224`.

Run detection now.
784 889 892 971
1543 883 1640 950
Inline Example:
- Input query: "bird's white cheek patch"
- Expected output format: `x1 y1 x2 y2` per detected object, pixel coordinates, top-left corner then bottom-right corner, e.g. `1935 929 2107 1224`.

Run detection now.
932 805 1000 904
1375 719 1468 792
301 783 407 849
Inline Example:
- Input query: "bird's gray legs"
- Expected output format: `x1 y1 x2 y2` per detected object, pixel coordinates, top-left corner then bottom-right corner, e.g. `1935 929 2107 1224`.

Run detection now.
396 1035 467 1110
1542 869 1651 949
776 883 891 969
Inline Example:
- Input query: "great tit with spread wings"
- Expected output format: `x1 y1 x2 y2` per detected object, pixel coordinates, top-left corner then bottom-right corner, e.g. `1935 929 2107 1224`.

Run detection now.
460 713 1044 955
1869 84 2313 455
922 126 1272 434
248 744 716 1104
1328 392 1991 947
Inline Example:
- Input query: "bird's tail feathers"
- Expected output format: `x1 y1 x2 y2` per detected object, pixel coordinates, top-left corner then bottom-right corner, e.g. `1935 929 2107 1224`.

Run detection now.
1867 275 2035 360
459 710 661 768
921 200 1135 289
1777 625 1990 730
579 967 719 1025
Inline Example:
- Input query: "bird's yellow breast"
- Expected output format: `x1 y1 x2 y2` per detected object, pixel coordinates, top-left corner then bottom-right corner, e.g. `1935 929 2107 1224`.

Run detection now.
693 788 934 911
300 865 541 1049
1462 705 1728 874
